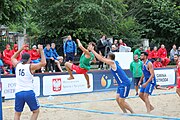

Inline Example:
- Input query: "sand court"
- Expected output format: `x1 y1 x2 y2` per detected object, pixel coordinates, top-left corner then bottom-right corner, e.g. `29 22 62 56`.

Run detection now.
2 88 180 120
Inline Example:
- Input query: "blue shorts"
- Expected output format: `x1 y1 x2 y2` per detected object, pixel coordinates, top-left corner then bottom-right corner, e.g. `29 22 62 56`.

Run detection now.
140 83 155 95
66 53 74 62
117 85 130 98
15 90 40 112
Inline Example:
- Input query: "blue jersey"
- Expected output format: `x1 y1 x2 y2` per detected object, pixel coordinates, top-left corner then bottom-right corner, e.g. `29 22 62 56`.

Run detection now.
110 61 131 86
142 60 156 84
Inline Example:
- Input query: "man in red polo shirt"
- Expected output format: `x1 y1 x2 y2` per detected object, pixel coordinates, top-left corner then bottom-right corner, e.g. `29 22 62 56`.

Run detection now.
158 44 170 67
151 46 158 63
174 54 180 97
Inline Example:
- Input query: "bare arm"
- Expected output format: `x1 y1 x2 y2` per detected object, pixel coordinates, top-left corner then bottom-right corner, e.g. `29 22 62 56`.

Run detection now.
30 45 46 73
91 57 96 63
139 73 144 86
11 46 24 67
146 62 155 84
91 49 114 67
76 39 90 56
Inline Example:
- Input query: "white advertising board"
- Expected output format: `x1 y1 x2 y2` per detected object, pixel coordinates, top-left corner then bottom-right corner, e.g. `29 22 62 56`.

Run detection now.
1 77 40 99
155 69 175 86
43 74 93 96
113 52 133 69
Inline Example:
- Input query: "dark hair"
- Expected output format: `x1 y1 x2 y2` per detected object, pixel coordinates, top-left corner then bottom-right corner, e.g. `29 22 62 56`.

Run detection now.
174 54 179 57
101 34 107 39
141 51 148 56
108 53 115 60
89 42 96 47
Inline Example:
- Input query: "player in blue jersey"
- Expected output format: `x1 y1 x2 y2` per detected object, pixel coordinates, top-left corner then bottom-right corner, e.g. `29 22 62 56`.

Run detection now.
138 51 156 113
89 45 134 113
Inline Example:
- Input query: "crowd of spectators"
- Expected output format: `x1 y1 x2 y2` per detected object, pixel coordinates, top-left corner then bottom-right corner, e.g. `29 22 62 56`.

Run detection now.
1 35 180 74
0 42 64 74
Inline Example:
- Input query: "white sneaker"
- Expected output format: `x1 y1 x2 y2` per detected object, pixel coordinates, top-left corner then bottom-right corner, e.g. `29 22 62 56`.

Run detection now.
53 70 56 73
49 71 52 73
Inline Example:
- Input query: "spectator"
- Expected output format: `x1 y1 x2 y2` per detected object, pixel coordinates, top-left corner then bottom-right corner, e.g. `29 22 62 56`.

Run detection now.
134 46 143 59
178 47 180 56
118 39 126 47
63 35 77 62
113 39 119 47
158 44 170 67
51 43 63 72
11 44 21 61
30 45 40 64
97 35 107 70
170 44 178 62
151 46 159 63
0 51 8 74
44 44 55 72
21 44 31 55
3 44 13 74
111 44 119 52
146 47 152 61
130 54 143 96
153 58 163 68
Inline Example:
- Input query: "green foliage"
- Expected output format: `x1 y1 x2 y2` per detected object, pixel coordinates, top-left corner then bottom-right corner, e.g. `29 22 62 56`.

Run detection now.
32 0 140 45
0 0 34 25
124 0 180 50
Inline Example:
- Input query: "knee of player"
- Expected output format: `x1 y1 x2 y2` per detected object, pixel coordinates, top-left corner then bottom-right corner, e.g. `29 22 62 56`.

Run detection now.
118 98 125 104
64 62 68 66
32 109 40 114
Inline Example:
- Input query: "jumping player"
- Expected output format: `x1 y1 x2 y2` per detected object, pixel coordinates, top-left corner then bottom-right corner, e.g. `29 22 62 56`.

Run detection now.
11 44 46 120
174 54 180 96
65 39 96 88
138 51 156 113
89 45 134 113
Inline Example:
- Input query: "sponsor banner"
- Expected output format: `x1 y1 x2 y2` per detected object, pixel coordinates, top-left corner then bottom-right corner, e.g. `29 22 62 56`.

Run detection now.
155 69 175 86
43 74 93 96
93 70 133 91
1 77 40 99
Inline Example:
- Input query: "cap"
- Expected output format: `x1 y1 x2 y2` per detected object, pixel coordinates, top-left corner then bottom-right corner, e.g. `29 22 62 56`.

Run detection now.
32 45 37 48
21 53 30 63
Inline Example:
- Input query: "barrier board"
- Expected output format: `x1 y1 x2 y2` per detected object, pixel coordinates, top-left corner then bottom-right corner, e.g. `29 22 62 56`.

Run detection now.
43 74 93 96
1 77 40 99
155 69 175 86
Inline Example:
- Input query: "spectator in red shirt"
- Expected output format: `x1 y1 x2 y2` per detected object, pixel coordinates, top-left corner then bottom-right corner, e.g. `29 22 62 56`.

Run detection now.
146 47 152 60
153 58 163 68
158 44 170 67
3 44 13 74
30 45 40 63
11 44 21 61
21 44 31 55
151 46 159 63
118 39 126 47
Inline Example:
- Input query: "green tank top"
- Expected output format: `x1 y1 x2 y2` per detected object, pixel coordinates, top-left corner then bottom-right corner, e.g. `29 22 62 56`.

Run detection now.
79 52 94 70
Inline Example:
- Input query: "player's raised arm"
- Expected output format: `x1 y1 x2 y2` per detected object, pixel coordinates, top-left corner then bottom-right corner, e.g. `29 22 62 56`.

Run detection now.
11 45 25 67
89 45 114 66
30 45 46 73
76 39 90 55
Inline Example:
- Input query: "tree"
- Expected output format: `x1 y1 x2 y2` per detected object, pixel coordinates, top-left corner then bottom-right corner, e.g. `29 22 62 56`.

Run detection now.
124 0 180 50
32 0 141 46
0 0 34 25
